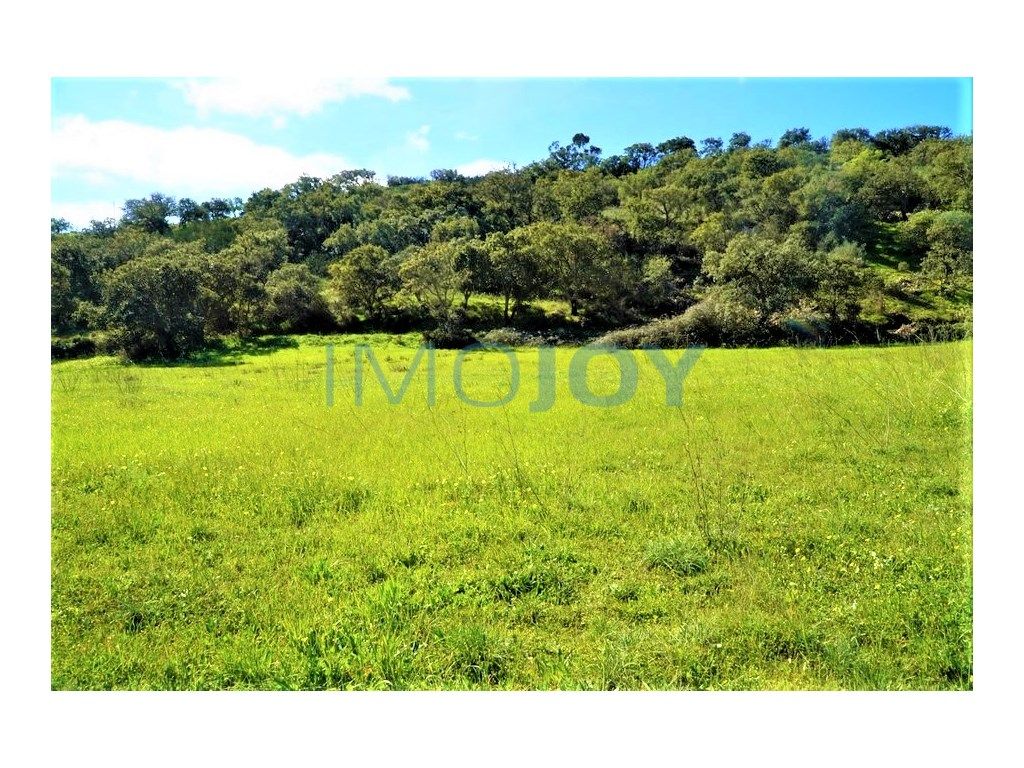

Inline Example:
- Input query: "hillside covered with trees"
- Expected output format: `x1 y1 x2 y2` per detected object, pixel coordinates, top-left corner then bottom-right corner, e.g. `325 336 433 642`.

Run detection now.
51 124 972 360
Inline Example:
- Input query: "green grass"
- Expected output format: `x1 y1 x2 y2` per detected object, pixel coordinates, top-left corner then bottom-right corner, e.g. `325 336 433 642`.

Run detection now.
51 336 972 689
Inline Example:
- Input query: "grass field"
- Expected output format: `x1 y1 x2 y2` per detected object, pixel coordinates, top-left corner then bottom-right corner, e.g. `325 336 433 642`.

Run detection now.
51 336 972 689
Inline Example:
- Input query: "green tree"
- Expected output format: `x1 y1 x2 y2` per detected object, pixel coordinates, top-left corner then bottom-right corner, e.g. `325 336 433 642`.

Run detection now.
922 210 972 288
778 128 813 149
103 248 206 360
703 233 818 320
484 229 546 320
547 133 602 171
399 241 467 319
208 224 289 335
51 260 75 332
121 193 177 234
326 244 400 320
727 132 752 152
264 263 331 332
548 168 618 222
524 221 616 316
815 241 868 325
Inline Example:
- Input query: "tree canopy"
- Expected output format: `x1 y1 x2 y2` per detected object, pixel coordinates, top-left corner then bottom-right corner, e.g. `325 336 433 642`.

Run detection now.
52 123 972 359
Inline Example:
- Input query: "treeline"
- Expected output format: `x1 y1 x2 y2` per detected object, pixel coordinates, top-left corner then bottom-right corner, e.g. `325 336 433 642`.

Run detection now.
51 124 972 359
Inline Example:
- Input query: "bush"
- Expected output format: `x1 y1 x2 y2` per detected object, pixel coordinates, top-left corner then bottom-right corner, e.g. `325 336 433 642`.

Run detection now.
773 304 832 344
264 263 334 333
594 315 692 349
478 327 544 347
51 335 97 361
680 292 763 346
423 312 478 349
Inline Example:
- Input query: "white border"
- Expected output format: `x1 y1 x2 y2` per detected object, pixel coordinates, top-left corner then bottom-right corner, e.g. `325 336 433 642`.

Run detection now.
4 1 1021 764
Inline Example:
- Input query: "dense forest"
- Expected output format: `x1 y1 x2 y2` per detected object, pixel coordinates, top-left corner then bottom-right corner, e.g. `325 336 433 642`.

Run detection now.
51 124 972 360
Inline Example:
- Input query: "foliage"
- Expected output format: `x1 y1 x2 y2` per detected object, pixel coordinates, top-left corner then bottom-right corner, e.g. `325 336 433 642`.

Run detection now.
264 263 333 333
327 244 400 320
49 123 972 358
102 249 206 360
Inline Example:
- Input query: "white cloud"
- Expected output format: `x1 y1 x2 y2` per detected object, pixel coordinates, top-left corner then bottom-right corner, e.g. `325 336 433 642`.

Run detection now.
51 201 124 229
406 124 431 152
454 130 479 141
52 115 350 196
179 77 410 118
455 159 510 177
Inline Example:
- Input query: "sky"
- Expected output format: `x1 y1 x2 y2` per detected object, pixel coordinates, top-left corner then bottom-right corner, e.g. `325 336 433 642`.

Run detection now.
51 77 972 228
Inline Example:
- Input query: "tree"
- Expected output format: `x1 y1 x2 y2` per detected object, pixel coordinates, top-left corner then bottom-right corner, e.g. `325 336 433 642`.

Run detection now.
815 241 868 325
121 193 177 234
431 216 480 242
177 198 208 224
103 248 206 360
474 168 535 231
921 210 972 288
728 132 752 152
623 142 660 171
855 158 927 222
636 255 677 310
872 125 951 156
656 136 696 155
703 233 818 320
778 128 812 149
264 263 332 332
547 133 603 171
549 168 618 222
51 218 72 235
430 169 465 183
200 224 289 335
700 137 724 157
523 221 616 316
399 241 468 319
832 127 871 144
484 229 546 320
451 238 491 308
51 260 75 332
796 172 876 249
326 244 400 319
323 223 360 260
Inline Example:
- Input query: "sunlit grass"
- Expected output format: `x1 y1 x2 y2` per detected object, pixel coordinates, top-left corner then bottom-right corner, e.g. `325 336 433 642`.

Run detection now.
51 337 972 689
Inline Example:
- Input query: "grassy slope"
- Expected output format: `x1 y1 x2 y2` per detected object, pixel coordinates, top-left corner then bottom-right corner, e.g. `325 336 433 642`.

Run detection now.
51 336 972 689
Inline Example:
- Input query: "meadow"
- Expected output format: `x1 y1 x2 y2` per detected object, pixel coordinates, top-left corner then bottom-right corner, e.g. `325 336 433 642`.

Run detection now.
51 336 972 689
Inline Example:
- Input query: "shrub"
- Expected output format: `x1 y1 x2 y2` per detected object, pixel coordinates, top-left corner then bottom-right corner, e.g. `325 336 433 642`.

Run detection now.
774 304 832 344
264 263 334 333
478 327 544 347
422 309 477 349
680 291 763 346
51 335 97 361
423 322 477 349
594 315 692 349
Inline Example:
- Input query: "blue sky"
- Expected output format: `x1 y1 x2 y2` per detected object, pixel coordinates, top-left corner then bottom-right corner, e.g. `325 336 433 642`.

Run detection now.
52 77 972 227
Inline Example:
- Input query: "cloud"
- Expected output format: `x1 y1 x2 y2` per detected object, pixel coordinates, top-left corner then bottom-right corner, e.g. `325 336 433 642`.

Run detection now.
406 124 431 152
52 115 350 196
51 201 124 229
454 130 479 142
455 159 509 177
178 78 410 118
